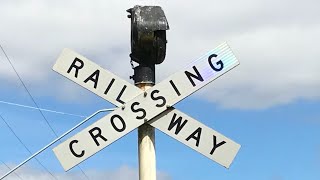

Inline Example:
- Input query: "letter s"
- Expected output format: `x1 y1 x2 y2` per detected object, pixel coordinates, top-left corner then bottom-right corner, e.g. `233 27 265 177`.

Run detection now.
150 90 166 107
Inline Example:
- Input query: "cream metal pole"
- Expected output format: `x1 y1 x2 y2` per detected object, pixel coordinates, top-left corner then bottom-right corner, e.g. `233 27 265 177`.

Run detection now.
137 83 156 180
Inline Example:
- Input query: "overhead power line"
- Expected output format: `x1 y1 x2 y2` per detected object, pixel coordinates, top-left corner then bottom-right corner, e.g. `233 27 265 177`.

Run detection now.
0 108 115 180
0 114 57 180
0 45 59 138
0 160 23 180
0 45 89 179
0 100 86 118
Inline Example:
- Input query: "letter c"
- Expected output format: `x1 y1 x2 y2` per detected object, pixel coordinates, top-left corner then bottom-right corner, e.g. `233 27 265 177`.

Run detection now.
69 140 85 158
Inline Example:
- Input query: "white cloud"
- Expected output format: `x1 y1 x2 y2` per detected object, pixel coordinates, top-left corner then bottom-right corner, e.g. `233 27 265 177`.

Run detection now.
0 0 319 109
198 25 320 109
0 164 171 180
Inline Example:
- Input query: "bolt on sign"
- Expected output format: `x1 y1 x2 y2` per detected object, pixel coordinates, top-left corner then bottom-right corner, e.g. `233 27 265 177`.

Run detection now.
52 42 241 171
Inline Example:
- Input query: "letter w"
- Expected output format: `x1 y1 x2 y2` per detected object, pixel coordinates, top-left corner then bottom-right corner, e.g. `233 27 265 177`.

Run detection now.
168 113 188 135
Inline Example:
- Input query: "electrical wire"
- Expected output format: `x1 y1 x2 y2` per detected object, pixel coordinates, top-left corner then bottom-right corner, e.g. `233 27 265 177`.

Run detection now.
0 160 23 180
0 100 85 118
77 166 90 180
0 114 56 180
0 45 60 139
0 108 115 180
0 45 89 179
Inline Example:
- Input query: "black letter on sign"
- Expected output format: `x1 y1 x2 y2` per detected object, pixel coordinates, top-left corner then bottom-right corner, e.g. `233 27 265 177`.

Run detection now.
116 85 127 104
104 78 115 95
88 127 107 146
185 66 204 87
69 140 85 158
111 114 126 132
208 54 224 72
168 113 188 135
84 70 100 89
169 80 181 96
67 58 84 78
150 90 166 107
131 102 146 120
186 127 202 147
210 135 226 155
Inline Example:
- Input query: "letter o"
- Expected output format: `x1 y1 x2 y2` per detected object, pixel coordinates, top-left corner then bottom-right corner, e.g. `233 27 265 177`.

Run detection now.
110 114 126 132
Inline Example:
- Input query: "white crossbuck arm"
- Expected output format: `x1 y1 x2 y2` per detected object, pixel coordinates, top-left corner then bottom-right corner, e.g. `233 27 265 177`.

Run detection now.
52 43 240 171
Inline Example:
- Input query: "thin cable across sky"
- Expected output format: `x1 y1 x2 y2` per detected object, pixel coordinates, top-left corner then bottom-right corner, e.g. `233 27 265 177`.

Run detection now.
0 44 89 179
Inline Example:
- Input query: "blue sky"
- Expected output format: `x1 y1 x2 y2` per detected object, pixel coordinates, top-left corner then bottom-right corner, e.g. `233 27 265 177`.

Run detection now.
0 0 319 180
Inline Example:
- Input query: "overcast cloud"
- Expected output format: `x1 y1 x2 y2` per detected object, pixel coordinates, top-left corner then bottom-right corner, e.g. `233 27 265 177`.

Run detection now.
0 0 319 109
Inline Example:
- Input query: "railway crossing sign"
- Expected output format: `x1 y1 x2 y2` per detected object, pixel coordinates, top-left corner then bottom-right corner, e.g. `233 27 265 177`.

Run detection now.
52 42 241 171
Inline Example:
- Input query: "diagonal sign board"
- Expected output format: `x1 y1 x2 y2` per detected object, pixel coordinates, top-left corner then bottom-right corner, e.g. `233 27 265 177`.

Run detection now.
149 108 240 168
53 42 240 170
52 45 240 169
